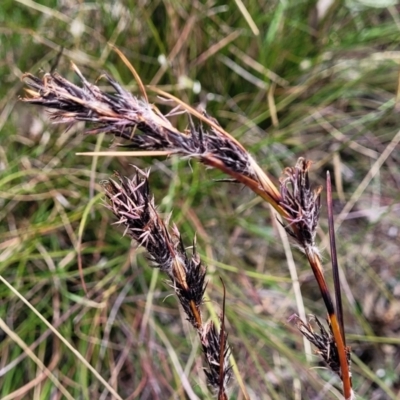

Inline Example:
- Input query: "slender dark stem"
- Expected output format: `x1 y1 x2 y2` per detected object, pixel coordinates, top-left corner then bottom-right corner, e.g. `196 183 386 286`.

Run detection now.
326 171 345 345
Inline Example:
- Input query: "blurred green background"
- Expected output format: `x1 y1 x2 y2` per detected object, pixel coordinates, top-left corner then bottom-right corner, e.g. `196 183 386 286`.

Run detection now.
1 0 400 399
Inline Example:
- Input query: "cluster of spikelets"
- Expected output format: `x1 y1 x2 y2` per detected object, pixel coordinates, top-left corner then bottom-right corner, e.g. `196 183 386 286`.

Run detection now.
22 63 353 399
103 170 232 397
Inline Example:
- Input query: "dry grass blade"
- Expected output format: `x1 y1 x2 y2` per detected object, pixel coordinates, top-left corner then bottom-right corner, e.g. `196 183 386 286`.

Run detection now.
0 318 72 400
111 47 149 103
217 278 229 400
0 276 123 400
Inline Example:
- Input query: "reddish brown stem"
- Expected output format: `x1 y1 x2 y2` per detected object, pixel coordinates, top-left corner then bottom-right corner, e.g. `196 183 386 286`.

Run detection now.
305 249 352 399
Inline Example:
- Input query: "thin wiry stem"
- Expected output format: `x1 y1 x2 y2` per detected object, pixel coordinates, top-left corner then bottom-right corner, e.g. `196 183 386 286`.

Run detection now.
327 171 345 344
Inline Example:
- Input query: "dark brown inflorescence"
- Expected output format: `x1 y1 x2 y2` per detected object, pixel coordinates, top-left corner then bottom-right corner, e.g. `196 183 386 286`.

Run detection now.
289 314 351 380
102 169 231 394
22 67 256 183
201 321 232 396
279 157 322 255
169 236 208 329
103 170 206 326
103 170 172 273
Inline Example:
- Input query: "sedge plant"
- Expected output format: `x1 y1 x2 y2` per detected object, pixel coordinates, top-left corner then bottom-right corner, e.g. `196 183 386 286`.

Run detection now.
21 60 353 399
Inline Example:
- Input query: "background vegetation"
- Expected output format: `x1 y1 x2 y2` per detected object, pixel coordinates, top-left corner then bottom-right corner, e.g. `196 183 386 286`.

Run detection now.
1 0 400 399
